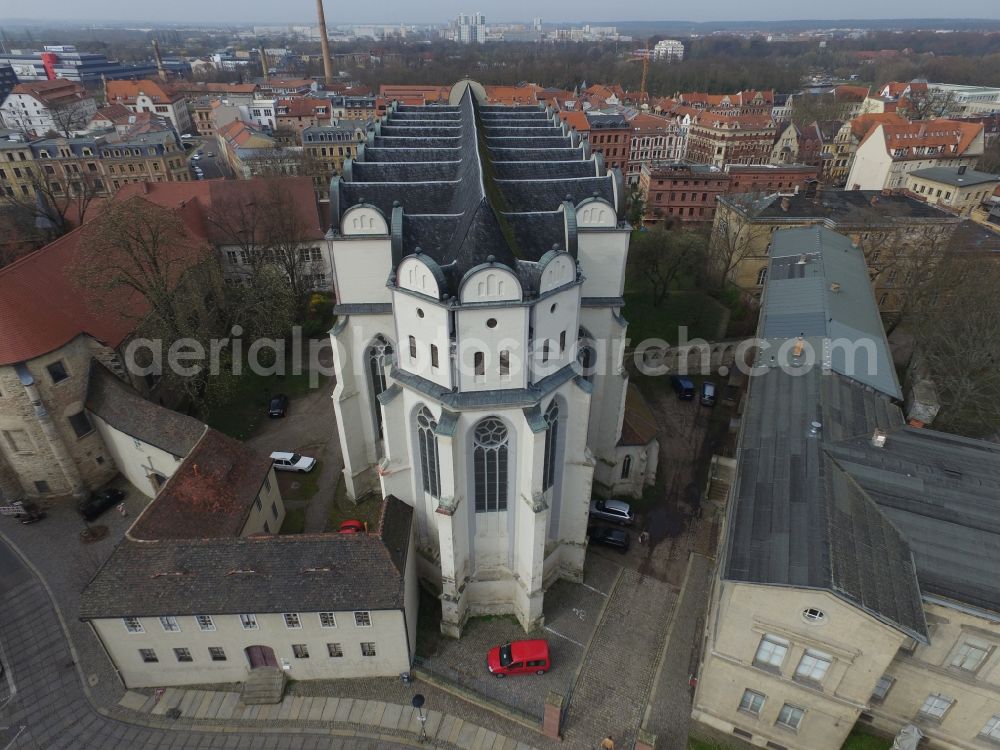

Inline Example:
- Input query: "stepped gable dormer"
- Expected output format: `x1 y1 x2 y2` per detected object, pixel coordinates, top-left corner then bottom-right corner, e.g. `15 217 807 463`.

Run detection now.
333 80 621 302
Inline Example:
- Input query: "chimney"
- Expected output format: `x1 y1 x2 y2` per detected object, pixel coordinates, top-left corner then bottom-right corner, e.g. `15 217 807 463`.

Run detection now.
315 0 335 87
780 196 791 212
151 39 167 82
830 282 841 292
809 421 823 436
870 194 879 206
871 429 888 448
958 165 967 175
259 47 270 82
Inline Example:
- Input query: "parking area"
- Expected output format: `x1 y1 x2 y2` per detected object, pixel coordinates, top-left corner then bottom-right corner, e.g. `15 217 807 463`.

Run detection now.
416 554 620 721
246 374 343 533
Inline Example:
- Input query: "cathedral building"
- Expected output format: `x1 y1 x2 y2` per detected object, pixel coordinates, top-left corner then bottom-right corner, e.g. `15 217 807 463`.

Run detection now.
326 80 644 636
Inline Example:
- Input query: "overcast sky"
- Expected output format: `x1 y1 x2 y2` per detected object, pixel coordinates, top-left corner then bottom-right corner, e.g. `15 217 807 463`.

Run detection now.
11 0 1000 25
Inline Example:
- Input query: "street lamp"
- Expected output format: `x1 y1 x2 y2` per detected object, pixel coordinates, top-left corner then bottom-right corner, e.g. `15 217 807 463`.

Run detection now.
411 693 427 743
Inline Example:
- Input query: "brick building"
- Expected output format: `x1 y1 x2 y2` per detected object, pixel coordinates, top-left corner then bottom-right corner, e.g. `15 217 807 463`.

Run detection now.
626 112 684 185
585 112 630 172
639 162 729 225
686 113 776 167
726 164 819 194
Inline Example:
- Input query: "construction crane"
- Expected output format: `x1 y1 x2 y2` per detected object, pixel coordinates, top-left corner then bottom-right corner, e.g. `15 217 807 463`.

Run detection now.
640 41 650 99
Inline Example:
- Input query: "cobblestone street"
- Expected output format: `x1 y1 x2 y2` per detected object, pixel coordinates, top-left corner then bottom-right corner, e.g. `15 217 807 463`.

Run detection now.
561 567 679 749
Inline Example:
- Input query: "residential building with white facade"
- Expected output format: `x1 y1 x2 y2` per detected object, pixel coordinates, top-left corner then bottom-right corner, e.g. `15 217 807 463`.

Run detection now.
0 79 96 137
80 495 416 688
652 39 684 62
846 118 984 191
326 80 652 637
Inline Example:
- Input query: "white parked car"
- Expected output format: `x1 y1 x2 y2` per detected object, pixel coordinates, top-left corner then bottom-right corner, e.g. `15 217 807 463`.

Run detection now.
192 153 202 160
589 498 634 526
270 452 317 473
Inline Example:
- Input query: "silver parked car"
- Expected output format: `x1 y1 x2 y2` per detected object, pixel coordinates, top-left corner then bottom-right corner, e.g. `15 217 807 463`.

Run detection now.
589 498 634 526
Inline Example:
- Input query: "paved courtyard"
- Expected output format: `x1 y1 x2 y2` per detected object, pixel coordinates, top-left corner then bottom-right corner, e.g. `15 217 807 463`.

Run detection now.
416 555 621 720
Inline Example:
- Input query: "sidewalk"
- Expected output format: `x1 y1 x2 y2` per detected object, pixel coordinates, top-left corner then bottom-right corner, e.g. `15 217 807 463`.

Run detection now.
112 687 539 750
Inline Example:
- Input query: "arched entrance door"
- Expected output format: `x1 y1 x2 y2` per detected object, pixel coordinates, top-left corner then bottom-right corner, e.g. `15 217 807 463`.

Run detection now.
245 645 278 669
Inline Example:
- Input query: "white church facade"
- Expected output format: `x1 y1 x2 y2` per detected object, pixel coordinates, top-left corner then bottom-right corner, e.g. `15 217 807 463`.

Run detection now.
326 80 653 636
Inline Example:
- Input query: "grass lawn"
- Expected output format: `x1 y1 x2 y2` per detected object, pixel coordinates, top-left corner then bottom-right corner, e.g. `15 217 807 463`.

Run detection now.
279 507 306 534
279 461 323 505
199 356 327 440
687 728 891 750
687 739 729 750
623 289 727 346
327 478 383 532
842 728 892 750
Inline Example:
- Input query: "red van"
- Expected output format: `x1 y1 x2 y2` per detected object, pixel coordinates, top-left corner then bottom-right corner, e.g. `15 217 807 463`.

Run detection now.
487 639 551 677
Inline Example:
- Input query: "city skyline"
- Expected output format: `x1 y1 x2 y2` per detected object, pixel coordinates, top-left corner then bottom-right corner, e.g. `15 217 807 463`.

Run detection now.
5 1 1000 26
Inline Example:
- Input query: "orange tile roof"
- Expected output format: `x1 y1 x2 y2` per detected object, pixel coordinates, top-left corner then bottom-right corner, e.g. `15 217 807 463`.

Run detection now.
11 79 88 106
485 84 540 104
106 79 185 104
276 97 331 119
695 112 774 129
559 110 590 132
834 84 871 102
629 112 676 134
0 196 211 365
128 429 273 541
872 118 984 159
379 84 451 100
849 112 908 140
115 178 326 243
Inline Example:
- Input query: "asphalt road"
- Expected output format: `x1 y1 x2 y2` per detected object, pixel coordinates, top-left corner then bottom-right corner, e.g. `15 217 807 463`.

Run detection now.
0 535 411 749
187 137 230 181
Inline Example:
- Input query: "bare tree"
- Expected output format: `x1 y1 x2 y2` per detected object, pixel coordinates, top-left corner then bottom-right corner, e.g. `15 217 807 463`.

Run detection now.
855 222 957 334
908 256 1000 438
1 161 106 240
706 196 770 289
205 178 320 324
48 97 96 138
71 198 228 406
4 95 94 138
898 89 958 121
628 225 706 304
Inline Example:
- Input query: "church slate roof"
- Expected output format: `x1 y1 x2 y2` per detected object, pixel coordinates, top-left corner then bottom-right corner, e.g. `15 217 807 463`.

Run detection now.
332 85 621 298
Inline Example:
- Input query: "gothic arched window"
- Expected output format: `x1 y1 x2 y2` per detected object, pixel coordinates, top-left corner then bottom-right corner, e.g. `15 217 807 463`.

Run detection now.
473 418 509 513
621 454 633 480
542 401 559 491
366 335 393 439
416 406 441 498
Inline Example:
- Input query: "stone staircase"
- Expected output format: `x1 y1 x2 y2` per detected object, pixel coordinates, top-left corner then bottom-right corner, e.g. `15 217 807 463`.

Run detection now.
240 667 286 705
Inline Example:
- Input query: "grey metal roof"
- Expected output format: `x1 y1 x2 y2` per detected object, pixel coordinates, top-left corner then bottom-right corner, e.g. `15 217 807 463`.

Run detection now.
827 428 1000 614
909 166 1000 187
763 227 900 399
723 226 928 641
80 496 413 619
85 362 205 458
334 86 619 298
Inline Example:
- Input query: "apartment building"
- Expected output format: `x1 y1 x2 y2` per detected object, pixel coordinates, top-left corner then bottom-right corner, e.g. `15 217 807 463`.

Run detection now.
105 80 192 135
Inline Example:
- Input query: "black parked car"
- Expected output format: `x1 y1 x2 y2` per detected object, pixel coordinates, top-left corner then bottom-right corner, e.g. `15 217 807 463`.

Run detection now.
269 393 289 418
77 488 125 522
588 525 630 553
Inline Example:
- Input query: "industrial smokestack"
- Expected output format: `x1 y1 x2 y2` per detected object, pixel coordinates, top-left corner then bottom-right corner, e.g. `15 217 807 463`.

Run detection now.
151 39 167 82
315 0 335 87
259 46 270 82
